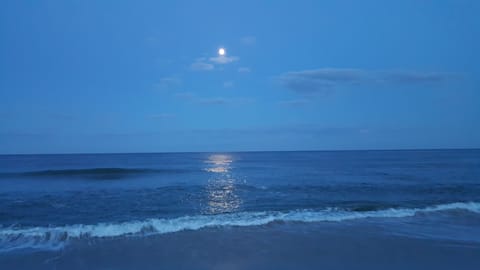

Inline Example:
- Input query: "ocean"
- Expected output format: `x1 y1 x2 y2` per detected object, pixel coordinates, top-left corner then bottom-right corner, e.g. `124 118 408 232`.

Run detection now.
0 150 479 269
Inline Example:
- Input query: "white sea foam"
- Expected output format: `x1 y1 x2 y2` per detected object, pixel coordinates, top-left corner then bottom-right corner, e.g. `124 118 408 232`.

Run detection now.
1 202 479 252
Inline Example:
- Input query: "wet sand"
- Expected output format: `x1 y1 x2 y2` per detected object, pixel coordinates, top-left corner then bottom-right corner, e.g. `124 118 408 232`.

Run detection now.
1 222 479 270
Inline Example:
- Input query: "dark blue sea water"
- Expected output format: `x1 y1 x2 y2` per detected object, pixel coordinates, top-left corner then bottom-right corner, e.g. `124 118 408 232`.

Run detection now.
0 150 479 269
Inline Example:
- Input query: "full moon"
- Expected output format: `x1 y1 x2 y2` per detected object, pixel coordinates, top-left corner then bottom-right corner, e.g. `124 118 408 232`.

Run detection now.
218 48 226 56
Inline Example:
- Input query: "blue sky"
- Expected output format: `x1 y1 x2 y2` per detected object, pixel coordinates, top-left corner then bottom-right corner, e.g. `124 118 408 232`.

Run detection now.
1 0 479 154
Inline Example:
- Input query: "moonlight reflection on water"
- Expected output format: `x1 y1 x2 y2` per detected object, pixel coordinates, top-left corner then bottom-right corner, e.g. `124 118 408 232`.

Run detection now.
204 154 242 214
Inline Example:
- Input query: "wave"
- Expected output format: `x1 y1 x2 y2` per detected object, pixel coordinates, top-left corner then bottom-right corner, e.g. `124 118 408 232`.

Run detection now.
0 167 189 180
0 201 479 252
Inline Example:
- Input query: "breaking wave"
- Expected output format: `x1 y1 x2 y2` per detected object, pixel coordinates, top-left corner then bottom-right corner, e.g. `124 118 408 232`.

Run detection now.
1 201 479 252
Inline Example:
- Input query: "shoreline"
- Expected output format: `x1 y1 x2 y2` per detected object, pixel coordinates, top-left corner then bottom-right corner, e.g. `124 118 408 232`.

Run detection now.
2 222 479 270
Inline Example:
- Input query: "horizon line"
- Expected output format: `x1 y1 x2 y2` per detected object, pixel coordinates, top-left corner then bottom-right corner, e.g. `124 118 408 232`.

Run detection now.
1 147 479 156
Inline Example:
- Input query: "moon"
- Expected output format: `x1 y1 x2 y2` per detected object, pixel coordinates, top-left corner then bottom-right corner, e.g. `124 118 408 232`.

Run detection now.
218 48 226 56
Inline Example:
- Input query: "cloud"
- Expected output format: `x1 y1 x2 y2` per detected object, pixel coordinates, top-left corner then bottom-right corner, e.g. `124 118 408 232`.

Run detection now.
175 92 253 106
196 97 231 105
190 55 239 71
175 92 195 100
190 61 214 71
197 97 254 106
238 67 251 73
278 68 454 94
382 71 452 84
154 77 181 90
241 36 256 45
191 125 371 137
209 55 239 64
278 99 310 107
278 68 366 94
223 81 234 88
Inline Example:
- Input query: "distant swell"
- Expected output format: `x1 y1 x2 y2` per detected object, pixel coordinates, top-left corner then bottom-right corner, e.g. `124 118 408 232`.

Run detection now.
1 202 479 252
0 168 188 179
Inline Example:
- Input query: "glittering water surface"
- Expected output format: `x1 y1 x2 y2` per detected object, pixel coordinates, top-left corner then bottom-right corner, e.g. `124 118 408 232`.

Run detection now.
0 150 479 252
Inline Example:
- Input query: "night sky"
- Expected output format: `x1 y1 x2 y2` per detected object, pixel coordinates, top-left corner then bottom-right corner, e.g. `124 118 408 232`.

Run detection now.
1 0 479 153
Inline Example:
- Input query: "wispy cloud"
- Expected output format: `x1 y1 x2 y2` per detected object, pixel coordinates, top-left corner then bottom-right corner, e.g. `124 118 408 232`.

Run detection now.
209 55 239 64
153 77 181 90
279 99 310 107
191 125 372 137
190 61 214 71
241 36 256 46
175 92 253 106
382 71 453 84
190 57 215 71
190 54 239 71
196 97 254 106
223 81 234 88
175 92 196 100
238 67 251 73
278 68 455 94
196 97 231 105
